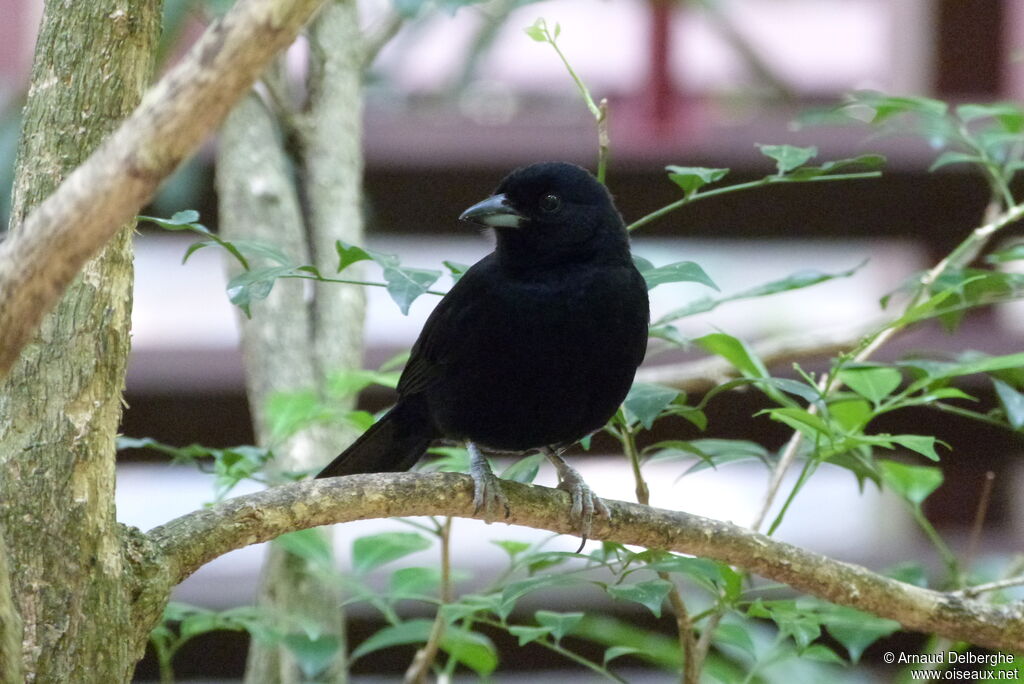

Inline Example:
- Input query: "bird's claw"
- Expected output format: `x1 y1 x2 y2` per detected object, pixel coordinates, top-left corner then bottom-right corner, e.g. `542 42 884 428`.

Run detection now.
472 474 511 523
545 450 610 551
468 442 510 523
556 472 611 550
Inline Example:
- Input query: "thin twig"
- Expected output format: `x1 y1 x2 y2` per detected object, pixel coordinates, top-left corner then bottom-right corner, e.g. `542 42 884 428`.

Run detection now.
404 517 453 683
964 471 996 575
627 172 882 232
597 98 610 185
954 575 1024 599
360 9 404 71
620 424 695 683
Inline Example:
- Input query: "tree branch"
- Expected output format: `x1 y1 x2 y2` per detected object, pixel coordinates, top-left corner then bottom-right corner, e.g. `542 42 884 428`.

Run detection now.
147 473 1024 652
0 0 329 380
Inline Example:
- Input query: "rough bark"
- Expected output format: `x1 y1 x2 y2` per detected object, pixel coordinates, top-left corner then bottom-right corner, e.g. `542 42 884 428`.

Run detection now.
0 529 23 683
0 0 332 380
217 4 366 679
148 472 1024 653
217 92 349 684
0 0 160 680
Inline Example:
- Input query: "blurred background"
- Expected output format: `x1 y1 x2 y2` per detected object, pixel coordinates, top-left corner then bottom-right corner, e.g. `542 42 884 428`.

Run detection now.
2 0 1023 681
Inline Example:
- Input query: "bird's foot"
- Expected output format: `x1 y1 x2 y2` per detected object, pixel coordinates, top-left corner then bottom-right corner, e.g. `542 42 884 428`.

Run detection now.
467 442 510 523
544 449 610 551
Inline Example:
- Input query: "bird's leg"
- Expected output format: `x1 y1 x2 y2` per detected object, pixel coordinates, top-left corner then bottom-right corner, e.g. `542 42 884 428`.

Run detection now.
467 441 510 522
543 448 611 549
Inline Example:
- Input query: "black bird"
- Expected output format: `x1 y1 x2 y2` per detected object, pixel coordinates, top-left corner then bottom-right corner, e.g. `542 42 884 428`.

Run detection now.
317 162 649 538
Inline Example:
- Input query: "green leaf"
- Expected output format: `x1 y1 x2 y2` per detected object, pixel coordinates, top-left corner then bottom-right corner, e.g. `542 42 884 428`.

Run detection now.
839 365 902 403
335 240 442 314
383 265 442 315
677 439 772 475
993 378 1024 429
500 452 543 483
889 434 944 461
957 102 1024 132
350 619 432 660
535 610 584 642
763 407 832 438
828 398 872 431
501 575 578 613
509 625 552 646
757 143 817 173
603 645 642 666
335 240 375 272
622 383 680 430
635 258 719 292
879 460 943 505
443 260 469 283
665 165 729 194
225 266 297 317
524 18 548 42
492 540 531 559
779 616 821 650
695 333 767 378
852 91 949 121
645 555 721 594
275 530 333 567
656 263 863 325
282 633 341 678
904 351 1024 384
986 244 1024 264
352 532 432 575
929 150 985 172
266 389 330 440
575 615 682 669
390 567 442 598
819 605 900 664
801 643 847 664
714 623 756 657
440 627 498 676
605 579 673 617
784 154 886 180
328 368 402 397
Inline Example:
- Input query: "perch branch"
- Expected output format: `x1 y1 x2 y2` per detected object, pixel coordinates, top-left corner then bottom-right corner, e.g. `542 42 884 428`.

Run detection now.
147 472 1024 652
0 0 329 380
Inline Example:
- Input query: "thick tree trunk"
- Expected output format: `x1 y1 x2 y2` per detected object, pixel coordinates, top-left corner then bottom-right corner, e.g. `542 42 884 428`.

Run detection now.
0 0 161 681
217 3 366 680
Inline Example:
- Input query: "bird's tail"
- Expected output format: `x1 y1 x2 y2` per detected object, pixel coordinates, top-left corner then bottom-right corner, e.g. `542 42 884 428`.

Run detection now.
316 397 437 478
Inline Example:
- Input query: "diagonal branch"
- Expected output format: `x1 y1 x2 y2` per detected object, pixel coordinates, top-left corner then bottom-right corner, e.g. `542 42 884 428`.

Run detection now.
147 472 1024 652
0 0 330 380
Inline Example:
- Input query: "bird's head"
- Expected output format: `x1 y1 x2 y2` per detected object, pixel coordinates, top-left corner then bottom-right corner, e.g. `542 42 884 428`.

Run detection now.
459 162 629 266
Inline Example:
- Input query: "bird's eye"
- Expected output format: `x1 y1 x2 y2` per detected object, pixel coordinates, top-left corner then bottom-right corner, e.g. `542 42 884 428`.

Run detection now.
539 194 562 213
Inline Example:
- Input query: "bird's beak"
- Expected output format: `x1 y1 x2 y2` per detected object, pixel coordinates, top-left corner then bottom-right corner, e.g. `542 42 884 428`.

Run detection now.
458 193 526 229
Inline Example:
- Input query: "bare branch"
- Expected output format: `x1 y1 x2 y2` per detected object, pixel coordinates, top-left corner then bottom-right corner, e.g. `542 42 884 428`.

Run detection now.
147 472 1024 652
0 0 330 380
360 9 404 70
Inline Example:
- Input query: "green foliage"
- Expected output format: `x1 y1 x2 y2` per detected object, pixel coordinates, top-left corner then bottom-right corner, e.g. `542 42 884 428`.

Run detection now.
627 148 884 232
140 32 1024 679
141 212 445 317
116 437 275 501
806 91 1024 207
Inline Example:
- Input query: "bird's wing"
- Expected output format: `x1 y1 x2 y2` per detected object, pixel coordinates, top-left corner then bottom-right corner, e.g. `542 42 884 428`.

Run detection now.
396 254 495 396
